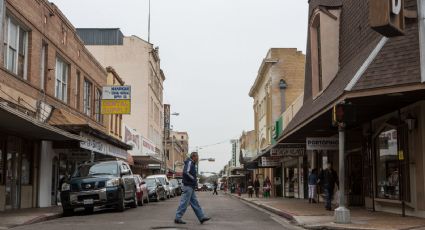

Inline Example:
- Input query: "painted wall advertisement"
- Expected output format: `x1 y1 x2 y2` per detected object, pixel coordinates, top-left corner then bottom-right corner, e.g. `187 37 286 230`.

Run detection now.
164 104 170 139
124 125 142 156
101 86 131 114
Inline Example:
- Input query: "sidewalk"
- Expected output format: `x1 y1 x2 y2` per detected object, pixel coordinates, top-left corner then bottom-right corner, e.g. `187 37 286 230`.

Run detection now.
229 193 425 230
0 206 62 229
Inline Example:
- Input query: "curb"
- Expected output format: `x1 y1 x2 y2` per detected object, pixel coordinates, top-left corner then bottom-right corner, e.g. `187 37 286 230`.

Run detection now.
19 213 62 228
229 194 296 221
228 194 382 230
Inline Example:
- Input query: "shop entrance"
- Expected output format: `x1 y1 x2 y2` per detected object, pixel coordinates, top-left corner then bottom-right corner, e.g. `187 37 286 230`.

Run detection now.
5 137 22 210
275 167 283 197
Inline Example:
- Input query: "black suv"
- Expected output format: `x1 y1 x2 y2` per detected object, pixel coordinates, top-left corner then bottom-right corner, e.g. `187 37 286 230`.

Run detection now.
60 160 137 215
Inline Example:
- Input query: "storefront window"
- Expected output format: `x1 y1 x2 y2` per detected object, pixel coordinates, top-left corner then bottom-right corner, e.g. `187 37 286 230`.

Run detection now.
376 128 399 200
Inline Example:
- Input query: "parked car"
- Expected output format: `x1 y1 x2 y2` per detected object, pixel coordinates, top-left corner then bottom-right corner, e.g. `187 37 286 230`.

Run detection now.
205 183 213 191
133 174 149 206
196 183 203 191
144 178 166 202
169 179 182 196
61 161 137 216
146 175 172 198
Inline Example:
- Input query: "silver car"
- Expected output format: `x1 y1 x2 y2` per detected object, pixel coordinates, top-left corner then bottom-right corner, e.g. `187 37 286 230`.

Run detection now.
146 175 172 199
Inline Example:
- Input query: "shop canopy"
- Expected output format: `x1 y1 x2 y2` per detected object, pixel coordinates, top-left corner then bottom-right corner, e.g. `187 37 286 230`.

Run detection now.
0 103 83 141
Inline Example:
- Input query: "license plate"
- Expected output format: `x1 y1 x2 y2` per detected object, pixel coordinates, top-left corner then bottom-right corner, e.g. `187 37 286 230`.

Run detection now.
83 199 94 205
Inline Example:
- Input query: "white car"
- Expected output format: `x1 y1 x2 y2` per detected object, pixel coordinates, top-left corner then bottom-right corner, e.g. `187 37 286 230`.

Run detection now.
146 175 172 198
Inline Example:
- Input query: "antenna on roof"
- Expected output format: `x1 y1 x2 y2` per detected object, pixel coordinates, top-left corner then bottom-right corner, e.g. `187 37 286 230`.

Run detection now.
148 0 151 43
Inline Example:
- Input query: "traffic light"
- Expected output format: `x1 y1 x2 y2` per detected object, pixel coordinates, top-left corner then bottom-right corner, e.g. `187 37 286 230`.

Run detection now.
332 102 356 126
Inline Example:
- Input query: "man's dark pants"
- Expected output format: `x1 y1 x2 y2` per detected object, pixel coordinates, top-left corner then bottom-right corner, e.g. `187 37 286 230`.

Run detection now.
324 186 334 210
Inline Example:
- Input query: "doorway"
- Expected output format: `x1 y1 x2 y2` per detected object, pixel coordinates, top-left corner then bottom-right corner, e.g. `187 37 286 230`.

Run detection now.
5 137 22 210
347 152 364 206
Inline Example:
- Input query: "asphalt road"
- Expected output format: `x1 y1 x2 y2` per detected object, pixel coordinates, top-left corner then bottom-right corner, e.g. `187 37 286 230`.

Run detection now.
15 192 303 230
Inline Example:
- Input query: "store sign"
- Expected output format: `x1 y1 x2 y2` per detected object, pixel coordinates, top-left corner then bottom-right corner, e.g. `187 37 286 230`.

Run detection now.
260 156 281 167
101 86 131 114
164 104 170 139
369 0 405 37
271 144 306 157
142 137 157 156
124 125 142 156
80 133 127 159
306 137 339 151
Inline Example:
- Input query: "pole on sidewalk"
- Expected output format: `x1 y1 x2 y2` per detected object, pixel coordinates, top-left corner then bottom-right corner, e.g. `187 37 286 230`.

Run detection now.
334 123 351 224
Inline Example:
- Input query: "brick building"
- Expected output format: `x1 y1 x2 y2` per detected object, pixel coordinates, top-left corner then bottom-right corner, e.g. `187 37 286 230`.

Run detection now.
268 0 425 218
0 0 130 211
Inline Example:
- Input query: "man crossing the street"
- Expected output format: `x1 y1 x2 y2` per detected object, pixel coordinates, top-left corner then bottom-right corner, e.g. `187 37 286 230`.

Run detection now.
175 152 211 224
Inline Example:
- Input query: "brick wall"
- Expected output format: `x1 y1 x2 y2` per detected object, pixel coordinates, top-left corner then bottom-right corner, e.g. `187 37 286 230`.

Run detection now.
0 0 107 131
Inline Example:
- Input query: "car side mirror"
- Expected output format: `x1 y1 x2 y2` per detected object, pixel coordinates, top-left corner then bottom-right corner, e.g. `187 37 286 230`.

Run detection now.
141 181 146 185
166 182 169 185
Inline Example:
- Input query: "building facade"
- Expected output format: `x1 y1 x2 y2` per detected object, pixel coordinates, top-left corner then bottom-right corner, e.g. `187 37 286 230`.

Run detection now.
270 0 425 217
165 131 189 177
0 0 130 211
77 29 166 174
248 48 305 197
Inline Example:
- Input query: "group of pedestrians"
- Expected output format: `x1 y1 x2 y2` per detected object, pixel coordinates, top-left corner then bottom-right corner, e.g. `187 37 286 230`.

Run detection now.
246 176 272 198
308 162 339 211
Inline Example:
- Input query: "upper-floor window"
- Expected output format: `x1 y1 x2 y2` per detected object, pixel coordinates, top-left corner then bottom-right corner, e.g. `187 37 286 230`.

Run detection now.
55 56 69 102
309 7 341 98
95 88 102 122
4 15 29 79
83 79 92 116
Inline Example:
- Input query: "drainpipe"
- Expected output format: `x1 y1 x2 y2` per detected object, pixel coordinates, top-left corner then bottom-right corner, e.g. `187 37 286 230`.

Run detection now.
279 80 288 113
418 0 425 83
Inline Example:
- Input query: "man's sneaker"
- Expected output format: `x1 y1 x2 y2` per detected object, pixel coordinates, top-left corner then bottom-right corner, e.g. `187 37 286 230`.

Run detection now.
200 217 211 224
174 219 186 224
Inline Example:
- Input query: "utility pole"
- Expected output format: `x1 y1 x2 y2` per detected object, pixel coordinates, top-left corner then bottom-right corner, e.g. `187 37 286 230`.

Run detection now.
148 0 151 43
334 122 350 223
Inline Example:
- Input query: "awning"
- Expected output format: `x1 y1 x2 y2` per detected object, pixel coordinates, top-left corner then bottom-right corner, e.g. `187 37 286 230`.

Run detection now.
0 103 83 141
133 155 163 165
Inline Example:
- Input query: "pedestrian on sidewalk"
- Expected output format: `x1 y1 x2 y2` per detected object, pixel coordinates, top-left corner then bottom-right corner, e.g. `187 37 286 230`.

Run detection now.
318 162 339 211
263 176 272 198
308 168 318 203
175 152 211 225
213 181 218 195
237 183 241 197
254 176 260 198
247 179 254 198
240 181 245 194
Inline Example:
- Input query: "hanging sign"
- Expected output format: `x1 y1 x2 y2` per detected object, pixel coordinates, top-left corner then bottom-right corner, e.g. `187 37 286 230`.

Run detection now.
101 86 131 114
260 156 281 167
306 137 339 151
271 144 305 157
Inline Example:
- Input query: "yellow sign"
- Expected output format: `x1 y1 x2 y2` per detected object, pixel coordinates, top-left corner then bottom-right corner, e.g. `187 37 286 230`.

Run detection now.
101 100 131 114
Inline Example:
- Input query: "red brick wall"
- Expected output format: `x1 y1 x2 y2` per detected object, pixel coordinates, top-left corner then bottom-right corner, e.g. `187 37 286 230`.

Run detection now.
0 0 107 130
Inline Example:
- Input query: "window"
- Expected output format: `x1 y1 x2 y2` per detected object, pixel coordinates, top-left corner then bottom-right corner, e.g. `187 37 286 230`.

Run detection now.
316 24 323 92
4 15 29 79
75 71 81 109
83 79 92 116
95 88 102 122
55 57 69 102
40 43 47 90
376 128 399 200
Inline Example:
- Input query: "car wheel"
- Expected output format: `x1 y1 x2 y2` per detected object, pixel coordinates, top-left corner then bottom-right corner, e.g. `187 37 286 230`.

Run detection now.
130 191 138 208
63 207 74 217
116 188 125 212
84 207 94 214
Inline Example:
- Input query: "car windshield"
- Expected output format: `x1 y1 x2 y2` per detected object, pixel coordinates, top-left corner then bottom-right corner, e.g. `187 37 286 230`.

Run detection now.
73 162 119 178
170 180 178 186
145 179 157 187
158 177 166 185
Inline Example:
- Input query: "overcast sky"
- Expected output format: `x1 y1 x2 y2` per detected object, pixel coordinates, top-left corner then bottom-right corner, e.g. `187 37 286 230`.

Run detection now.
50 0 309 173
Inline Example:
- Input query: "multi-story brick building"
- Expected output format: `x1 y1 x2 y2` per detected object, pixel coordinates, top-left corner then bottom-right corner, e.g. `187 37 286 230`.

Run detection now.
165 131 189 177
270 0 425 218
0 0 130 211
